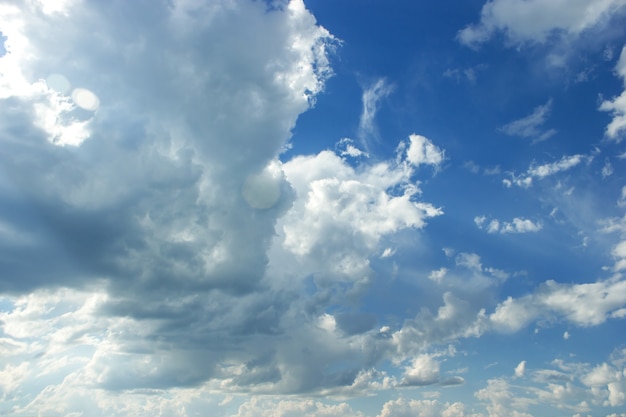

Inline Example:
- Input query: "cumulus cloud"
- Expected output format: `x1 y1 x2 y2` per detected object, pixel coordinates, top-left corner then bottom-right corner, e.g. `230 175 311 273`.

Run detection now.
0 2 455 410
489 278 626 332
231 398 364 417
475 378 535 417
3 1 626 416
429 267 448 283
499 99 557 142
458 0 626 47
475 215 543 234
392 292 488 359
0 0 336 297
377 398 465 417
278 142 442 297
402 134 445 169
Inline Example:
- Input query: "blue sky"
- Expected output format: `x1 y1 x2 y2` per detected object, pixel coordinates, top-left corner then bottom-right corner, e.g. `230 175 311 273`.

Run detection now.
1 0 626 416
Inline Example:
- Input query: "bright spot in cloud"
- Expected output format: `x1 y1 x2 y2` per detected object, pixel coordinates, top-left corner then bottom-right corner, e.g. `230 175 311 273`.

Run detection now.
71 87 99 111
242 162 283 209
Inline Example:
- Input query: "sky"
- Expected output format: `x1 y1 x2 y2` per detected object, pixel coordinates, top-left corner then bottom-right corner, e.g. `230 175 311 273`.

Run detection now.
1 0 626 416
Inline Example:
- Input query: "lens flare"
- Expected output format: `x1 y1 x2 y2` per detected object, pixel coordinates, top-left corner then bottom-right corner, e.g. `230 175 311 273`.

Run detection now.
71 87 100 111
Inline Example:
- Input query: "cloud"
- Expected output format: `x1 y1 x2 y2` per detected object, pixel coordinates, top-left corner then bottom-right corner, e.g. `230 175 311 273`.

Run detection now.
581 362 626 406
475 216 542 234
2 1 626 416
377 398 465 417
443 64 488 83
0 0 452 405
600 45 626 141
231 398 364 417
403 134 445 168
499 99 557 142
0 0 336 296
0 0 432 409
392 292 488 359
337 137 370 158
515 360 527 378
528 154 587 178
358 78 394 149
429 267 448 283
399 354 441 386
279 136 443 274
458 0 626 47
475 378 535 417
489 277 626 332
503 154 586 188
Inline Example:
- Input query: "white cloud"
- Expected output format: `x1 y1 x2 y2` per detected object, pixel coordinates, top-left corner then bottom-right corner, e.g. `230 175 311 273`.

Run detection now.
489 278 626 332
429 267 448 283
337 137 369 158
231 397 364 417
0 1 452 410
400 354 441 386
359 78 394 148
515 361 527 378
458 0 626 47
506 154 586 187
499 99 557 142
404 134 445 168
279 136 443 290
377 398 465 417
475 215 487 228
528 155 585 178
580 362 626 407
603 159 615 177
456 252 483 271
475 378 534 417
600 45 626 141
476 216 543 234
392 292 488 358
0 0 425 412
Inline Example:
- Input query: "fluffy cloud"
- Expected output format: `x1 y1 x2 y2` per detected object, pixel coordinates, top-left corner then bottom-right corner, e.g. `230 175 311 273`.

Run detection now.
489 278 626 332
458 0 626 47
475 216 543 234
392 292 488 359
0 2 454 411
377 398 465 417
278 137 442 292
399 354 441 386
475 379 534 417
231 398 364 417
404 134 445 168
499 99 556 142
0 0 335 298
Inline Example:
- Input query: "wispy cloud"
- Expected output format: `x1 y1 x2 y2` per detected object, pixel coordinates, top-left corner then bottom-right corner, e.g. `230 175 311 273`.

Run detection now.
503 154 587 188
499 99 557 143
358 78 394 150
